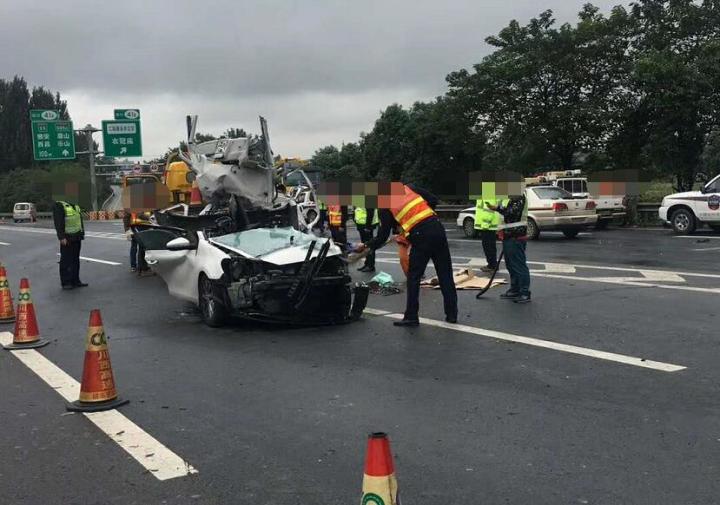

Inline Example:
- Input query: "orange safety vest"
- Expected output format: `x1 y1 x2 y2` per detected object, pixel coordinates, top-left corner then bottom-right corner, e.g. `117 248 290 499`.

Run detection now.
328 206 342 227
391 186 435 236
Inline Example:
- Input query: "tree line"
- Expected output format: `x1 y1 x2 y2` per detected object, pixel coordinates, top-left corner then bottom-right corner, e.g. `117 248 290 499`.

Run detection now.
311 0 720 195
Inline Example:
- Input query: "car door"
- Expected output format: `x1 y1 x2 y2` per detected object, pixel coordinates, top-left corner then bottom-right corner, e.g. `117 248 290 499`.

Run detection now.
133 226 200 302
701 175 720 224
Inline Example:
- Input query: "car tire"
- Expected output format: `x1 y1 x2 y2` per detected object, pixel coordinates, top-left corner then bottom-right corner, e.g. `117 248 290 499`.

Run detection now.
463 217 479 238
526 218 540 240
670 208 696 235
562 229 580 239
595 219 609 230
198 274 228 328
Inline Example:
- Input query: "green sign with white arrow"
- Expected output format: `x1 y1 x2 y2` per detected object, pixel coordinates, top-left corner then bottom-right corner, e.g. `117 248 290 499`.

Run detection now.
102 119 142 157
30 110 76 161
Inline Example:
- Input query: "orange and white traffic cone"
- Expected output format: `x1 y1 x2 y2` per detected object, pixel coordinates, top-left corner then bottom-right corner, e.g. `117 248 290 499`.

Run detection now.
67 309 128 412
3 278 48 350
190 180 203 206
360 432 400 505
0 265 15 323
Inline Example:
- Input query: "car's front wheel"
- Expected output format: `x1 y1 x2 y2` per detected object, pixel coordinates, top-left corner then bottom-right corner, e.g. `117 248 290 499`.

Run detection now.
670 208 696 235
463 217 478 238
198 274 228 327
526 218 540 240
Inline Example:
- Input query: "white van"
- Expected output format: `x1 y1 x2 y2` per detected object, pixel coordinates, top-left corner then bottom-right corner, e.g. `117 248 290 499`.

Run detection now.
659 174 720 234
12 202 37 223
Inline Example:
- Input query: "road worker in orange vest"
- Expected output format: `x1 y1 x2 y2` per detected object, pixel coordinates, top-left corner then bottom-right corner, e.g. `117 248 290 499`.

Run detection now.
355 183 457 326
327 204 348 249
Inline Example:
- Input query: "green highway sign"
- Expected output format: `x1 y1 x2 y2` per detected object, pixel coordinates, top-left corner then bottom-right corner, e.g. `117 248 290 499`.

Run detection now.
31 119 75 161
102 120 142 157
114 109 140 120
30 109 61 121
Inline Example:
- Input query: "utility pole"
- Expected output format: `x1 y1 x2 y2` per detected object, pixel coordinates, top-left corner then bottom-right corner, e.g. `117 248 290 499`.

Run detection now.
75 124 101 211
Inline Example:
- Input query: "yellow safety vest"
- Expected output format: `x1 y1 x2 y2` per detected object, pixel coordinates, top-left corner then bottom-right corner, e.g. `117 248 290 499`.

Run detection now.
354 207 379 226
59 202 82 234
474 182 506 231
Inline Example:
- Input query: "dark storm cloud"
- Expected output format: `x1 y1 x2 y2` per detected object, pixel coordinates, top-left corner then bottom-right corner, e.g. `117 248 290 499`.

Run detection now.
2 0 626 97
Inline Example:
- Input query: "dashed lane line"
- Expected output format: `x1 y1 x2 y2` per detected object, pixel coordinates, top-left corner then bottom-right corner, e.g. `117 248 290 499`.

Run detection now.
362 310 686 373
55 253 122 266
0 225 125 240
0 241 10 245
0 331 198 480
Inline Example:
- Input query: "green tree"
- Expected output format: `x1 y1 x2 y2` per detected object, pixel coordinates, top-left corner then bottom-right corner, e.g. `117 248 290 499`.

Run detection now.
447 6 632 172
625 0 720 191
360 104 414 180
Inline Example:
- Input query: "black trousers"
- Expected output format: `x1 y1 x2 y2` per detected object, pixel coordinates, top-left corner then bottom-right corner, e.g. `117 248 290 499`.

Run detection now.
59 239 82 286
480 230 498 268
405 218 457 320
357 225 376 268
330 226 347 247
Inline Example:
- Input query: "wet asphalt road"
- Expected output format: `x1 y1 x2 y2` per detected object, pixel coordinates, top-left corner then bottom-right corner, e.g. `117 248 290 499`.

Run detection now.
0 220 718 505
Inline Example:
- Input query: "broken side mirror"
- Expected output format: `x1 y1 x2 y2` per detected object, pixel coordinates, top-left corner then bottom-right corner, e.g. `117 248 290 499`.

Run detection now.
166 237 196 251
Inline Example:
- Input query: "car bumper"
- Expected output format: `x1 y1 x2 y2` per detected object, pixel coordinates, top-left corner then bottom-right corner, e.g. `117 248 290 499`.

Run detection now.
534 214 598 230
658 206 669 222
596 209 626 220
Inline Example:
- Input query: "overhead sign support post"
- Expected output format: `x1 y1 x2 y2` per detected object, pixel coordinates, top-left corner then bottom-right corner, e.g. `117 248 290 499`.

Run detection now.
75 124 102 212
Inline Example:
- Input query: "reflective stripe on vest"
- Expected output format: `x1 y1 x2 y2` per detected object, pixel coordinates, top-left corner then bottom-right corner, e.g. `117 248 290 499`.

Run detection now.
328 206 342 227
59 202 82 234
391 187 435 235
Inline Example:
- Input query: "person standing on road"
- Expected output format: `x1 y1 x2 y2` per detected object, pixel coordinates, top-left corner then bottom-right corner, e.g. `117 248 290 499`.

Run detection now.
487 192 531 303
328 204 349 249
355 183 457 326
474 180 505 273
354 206 378 272
123 210 150 274
53 200 87 290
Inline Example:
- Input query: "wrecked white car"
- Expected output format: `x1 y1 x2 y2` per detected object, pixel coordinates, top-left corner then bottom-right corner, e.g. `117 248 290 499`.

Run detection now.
134 115 367 327
135 225 368 327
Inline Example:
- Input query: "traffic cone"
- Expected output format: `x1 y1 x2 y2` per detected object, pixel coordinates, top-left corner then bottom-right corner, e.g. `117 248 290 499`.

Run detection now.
67 309 128 412
360 432 400 505
3 278 48 350
0 265 15 323
190 180 203 206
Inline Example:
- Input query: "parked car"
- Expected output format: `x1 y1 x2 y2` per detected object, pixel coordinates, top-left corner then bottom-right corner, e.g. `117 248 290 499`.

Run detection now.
12 202 37 223
553 177 626 229
659 173 720 234
134 224 368 327
456 186 598 239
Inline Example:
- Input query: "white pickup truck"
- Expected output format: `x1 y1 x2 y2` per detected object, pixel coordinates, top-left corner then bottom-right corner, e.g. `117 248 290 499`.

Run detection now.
553 177 626 229
659 174 720 234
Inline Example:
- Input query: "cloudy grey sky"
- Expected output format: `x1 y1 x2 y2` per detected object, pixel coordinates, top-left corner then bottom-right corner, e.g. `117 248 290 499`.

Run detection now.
2 0 628 159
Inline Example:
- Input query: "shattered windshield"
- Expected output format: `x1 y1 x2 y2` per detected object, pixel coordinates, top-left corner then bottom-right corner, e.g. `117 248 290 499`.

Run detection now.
211 227 322 258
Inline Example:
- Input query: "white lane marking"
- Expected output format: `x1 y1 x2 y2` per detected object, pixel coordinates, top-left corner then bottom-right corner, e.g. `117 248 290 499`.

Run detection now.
0 331 198 480
363 308 392 316
375 251 720 280
373 258 720 294
692 246 720 252
0 225 125 240
639 270 685 283
55 253 121 266
373 314 686 372
0 241 10 245
534 272 720 294
674 235 720 240
542 263 577 274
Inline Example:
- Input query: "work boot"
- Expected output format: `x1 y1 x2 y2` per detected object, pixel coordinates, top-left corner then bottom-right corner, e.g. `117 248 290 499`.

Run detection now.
357 265 370 272
500 290 520 300
74 282 89 287
393 319 419 327
513 293 531 304
445 315 458 324
61 284 75 290
480 265 496 273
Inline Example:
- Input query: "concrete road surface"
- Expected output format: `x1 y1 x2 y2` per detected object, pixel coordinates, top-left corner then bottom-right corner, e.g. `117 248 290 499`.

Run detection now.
0 220 718 504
